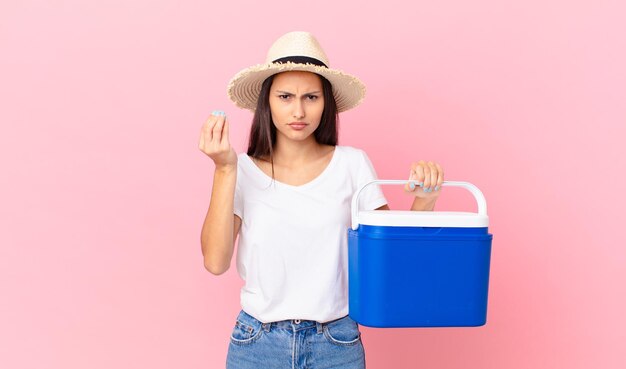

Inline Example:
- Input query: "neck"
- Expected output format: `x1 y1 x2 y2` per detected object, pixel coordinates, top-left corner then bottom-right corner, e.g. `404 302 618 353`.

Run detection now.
272 135 323 167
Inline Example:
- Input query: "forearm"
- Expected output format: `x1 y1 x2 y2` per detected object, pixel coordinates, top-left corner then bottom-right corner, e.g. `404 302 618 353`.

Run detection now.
201 165 236 274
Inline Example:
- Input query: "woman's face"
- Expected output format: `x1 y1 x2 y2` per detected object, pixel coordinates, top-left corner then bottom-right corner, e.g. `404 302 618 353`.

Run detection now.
269 71 325 144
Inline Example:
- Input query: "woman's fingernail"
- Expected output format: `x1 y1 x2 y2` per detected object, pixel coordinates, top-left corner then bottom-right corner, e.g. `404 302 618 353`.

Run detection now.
212 110 219 116
435 186 440 191
410 182 415 190
419 182 424 187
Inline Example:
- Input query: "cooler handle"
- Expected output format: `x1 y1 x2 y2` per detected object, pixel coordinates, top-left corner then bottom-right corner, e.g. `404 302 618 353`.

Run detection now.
351 180 488 230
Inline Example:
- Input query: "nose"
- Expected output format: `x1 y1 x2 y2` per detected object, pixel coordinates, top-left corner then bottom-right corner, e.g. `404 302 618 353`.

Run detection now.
293 99 305 119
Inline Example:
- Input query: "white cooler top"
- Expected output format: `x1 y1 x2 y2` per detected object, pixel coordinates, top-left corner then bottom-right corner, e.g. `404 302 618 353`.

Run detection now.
357 210 489 228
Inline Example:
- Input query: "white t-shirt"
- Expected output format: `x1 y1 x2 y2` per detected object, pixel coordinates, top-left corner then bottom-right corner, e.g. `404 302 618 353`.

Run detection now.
233 145 388 323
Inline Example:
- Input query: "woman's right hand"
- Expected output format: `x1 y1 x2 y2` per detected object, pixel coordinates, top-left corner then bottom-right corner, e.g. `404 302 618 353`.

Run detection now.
199 111 238 170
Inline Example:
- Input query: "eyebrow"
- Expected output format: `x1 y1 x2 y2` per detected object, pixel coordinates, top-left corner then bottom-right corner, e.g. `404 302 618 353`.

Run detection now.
275 90 322 95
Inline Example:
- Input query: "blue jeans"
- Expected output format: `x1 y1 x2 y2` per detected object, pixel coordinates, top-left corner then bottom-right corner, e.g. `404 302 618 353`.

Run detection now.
226 309 366 369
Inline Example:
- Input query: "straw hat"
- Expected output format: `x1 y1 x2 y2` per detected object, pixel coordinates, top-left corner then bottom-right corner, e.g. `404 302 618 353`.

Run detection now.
226 31 366 113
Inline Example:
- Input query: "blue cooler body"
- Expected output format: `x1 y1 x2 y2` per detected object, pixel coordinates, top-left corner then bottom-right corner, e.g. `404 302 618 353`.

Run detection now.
348 180 493 328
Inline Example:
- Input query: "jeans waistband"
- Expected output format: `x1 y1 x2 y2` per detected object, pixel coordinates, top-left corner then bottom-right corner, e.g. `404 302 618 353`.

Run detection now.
239 310 347 334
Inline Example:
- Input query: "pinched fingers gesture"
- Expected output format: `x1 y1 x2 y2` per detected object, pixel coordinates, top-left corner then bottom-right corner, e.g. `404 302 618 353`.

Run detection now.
199 110 237 169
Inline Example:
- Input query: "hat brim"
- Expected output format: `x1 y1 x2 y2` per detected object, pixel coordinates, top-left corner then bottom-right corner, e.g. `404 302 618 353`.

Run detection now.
226 61 366 113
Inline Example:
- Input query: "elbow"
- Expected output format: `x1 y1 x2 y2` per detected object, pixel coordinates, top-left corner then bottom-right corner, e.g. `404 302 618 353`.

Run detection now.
201 237 234 275
204 258 230 276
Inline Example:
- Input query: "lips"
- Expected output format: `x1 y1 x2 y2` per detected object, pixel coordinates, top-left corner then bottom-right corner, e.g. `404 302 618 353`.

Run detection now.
288 122 308 130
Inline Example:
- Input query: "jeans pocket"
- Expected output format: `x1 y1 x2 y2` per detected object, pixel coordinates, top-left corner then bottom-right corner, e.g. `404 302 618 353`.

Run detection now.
230 318 263 345
323 315 361 346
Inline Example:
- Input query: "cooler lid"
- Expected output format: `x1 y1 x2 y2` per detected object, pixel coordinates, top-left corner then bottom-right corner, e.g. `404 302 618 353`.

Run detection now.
358 210 488 228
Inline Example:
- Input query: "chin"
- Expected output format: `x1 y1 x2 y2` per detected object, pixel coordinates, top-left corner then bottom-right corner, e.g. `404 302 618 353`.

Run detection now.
282 131 312 140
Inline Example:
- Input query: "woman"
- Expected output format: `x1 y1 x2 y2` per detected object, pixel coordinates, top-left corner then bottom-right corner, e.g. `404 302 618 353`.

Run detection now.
199 31 444 369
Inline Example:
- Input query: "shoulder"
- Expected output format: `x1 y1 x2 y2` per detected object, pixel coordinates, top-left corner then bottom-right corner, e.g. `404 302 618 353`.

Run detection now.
237 152 255 168
235 152 255 178
335 145 365 156
336 145 369 162
236 152 248 169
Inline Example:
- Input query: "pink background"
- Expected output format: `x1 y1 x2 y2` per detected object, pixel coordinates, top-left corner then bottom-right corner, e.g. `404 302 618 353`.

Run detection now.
1 1 624 368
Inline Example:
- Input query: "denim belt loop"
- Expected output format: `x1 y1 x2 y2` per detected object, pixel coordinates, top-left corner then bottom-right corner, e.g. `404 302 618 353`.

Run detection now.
316 321 323 334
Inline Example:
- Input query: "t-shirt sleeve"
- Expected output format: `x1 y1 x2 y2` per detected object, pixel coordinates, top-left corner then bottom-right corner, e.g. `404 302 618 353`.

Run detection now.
233 165 243 219
356 150 388 211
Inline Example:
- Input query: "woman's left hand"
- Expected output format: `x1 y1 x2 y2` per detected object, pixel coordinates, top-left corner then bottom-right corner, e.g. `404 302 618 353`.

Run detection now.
404 160 444 199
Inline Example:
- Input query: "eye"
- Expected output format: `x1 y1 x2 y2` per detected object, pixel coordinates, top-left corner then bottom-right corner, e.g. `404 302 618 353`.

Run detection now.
307 95 319 101
278 94 291 100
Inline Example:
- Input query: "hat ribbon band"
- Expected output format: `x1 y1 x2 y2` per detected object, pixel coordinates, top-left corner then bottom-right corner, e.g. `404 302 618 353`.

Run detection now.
272 56 328 68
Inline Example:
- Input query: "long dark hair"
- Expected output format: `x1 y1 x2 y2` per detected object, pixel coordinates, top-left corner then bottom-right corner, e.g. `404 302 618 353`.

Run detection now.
246 72 339 181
